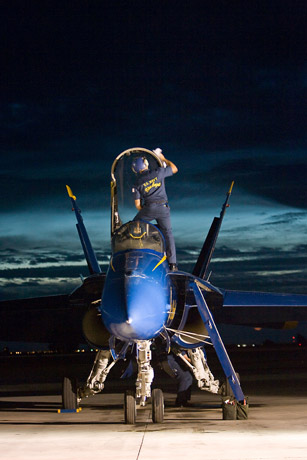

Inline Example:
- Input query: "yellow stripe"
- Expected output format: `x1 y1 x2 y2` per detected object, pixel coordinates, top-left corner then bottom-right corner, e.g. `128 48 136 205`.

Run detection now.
129 232 147 239
110 258 115 272
152 254 167 271
66 185 76 200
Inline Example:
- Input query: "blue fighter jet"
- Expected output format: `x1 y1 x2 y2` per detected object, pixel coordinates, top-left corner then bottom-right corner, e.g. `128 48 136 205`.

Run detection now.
63 147 307 423
1 147 307 423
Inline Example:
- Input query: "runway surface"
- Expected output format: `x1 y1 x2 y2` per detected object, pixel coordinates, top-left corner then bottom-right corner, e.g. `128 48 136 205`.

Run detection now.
1 377 307 459
0 347 307 459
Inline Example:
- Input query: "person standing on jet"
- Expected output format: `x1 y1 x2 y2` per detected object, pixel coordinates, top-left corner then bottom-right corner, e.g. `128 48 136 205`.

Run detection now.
131 148 178 271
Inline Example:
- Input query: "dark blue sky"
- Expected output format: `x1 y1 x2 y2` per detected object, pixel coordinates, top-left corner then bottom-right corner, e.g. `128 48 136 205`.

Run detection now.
0 1 306 344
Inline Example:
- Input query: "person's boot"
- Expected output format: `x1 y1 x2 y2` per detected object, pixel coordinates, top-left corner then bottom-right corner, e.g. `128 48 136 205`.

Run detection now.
169 263 178 271
175 390 190 407
175 391 187 407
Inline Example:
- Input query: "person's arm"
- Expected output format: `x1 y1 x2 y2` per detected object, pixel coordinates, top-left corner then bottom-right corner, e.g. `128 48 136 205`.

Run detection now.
134 199 142 211
154 150 178 174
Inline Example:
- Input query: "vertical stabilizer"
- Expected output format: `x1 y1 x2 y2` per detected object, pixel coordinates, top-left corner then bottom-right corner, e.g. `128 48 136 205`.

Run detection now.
66 185 101 275
192 182 234 279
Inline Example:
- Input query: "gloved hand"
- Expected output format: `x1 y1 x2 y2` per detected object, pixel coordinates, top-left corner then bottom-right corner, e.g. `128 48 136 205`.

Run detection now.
153 147 163 158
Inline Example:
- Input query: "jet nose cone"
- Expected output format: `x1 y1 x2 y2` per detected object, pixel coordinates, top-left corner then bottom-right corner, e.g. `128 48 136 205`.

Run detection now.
124 274 168 340
101 271 169 341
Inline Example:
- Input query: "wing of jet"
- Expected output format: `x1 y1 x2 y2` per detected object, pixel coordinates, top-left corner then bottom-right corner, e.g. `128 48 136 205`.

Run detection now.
1 146 306 424
217 289 307 328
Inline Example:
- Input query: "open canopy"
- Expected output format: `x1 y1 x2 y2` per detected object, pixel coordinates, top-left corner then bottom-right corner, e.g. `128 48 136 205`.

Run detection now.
110 147 163 235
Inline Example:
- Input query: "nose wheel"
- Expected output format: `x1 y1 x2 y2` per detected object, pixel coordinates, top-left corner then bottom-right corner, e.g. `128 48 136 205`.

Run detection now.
124 341 163 424
124 388 164 424
124 389 136 424
152 388 164 423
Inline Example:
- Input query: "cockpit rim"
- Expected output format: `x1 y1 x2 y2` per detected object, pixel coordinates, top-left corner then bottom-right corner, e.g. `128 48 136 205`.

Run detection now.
111 220 166 256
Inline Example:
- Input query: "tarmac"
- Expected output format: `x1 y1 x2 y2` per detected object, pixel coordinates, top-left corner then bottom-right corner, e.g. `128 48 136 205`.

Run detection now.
1 374 307 460
0 347 307 459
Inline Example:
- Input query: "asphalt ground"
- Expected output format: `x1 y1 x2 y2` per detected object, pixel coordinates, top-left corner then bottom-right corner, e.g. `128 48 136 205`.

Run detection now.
0 346 306 459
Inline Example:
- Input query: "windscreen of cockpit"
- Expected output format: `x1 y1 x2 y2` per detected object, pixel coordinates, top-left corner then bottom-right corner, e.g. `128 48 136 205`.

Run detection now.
112 221 165 254
112 149 161 224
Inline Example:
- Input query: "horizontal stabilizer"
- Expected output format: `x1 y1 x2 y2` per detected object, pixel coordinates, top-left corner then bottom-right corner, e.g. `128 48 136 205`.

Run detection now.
216 289 307 328
223 290 307 308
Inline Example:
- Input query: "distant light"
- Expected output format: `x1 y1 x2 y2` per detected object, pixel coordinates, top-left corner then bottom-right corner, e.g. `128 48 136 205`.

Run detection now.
254 327 262 331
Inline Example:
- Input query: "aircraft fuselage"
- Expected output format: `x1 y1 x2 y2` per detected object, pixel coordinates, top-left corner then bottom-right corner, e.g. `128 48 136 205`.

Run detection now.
100 248 172 341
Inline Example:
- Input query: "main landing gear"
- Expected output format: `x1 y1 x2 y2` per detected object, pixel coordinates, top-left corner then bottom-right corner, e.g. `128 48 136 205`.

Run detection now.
62 340 165 424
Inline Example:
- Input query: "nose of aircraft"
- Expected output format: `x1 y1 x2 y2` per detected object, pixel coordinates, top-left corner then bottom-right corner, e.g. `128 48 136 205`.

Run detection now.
125 274 168 339
100 272 169 341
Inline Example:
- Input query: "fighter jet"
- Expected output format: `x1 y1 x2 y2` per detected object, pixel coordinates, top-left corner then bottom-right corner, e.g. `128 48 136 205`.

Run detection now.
1 147 307 423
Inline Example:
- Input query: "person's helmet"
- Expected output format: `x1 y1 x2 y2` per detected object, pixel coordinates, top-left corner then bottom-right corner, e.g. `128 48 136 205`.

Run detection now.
131 156 149 173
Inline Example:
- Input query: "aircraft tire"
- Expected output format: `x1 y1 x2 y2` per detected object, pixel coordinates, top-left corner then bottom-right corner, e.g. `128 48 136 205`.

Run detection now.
152 388 164 423
62 376 78 410
124 389 136 424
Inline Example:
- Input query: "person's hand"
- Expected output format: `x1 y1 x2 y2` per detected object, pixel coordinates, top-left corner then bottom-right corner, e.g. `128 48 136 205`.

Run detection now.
153 148 164 160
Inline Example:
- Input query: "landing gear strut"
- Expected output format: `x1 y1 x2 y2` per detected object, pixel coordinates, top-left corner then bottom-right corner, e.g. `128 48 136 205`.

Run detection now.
78 350 113 399
123 340 157 424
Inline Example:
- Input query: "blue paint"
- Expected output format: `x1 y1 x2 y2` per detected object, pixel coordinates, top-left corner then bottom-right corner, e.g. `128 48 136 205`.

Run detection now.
100 222 171 341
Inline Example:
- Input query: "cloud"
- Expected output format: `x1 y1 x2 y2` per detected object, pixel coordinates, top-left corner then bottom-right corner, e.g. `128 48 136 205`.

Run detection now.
205 155 307 209
177 243 307 294
263 212 307 226
0 1 306 304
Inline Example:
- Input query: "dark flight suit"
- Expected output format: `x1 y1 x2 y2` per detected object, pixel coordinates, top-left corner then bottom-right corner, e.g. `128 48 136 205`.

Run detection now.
132 165 176 264
164 354 193 406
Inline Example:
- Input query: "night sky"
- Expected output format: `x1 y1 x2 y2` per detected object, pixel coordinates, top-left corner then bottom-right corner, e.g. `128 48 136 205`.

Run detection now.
1 2 306 343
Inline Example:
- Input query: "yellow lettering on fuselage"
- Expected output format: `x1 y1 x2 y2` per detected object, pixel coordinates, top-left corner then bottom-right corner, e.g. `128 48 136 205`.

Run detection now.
143 177 161 193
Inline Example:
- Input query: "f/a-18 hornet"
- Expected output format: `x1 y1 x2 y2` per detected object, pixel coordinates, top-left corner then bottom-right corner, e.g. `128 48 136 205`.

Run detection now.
2 147 307 423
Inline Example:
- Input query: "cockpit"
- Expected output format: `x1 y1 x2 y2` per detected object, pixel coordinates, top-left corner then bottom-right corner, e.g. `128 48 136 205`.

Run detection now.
110 147 163 235
111 221 165 255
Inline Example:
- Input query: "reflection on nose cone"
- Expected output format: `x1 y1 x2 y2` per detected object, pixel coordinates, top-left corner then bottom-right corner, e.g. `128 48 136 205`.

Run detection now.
101 272 168 341
125 274 168 340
